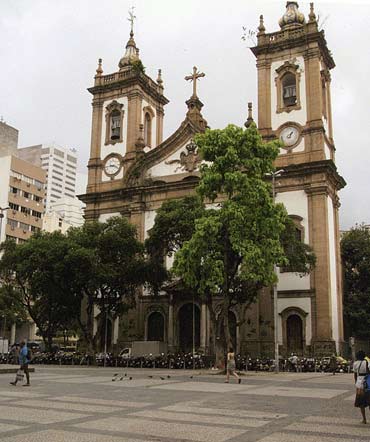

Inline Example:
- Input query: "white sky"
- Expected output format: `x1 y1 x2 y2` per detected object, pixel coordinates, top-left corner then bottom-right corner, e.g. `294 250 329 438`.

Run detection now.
1 0 369 229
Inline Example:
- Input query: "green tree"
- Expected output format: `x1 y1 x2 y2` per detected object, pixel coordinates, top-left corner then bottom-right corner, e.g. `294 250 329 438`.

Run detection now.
0 232 80 351
67 216 149 353
146 124 315 363
341 224 370 338
0 283 28 338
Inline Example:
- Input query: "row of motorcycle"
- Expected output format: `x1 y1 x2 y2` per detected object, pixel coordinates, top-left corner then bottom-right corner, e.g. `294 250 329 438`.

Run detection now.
0 351 351 372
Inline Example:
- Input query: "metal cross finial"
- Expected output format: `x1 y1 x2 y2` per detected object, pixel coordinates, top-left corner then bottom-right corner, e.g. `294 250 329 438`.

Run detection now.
128 6 136 34
185 66 205 98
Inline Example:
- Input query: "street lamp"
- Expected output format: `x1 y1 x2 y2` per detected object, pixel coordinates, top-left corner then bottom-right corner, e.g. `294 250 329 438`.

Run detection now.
270 170 284 374
0 207 10 244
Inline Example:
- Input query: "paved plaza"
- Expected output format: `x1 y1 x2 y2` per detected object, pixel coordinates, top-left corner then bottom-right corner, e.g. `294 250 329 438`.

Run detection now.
0 367 368 441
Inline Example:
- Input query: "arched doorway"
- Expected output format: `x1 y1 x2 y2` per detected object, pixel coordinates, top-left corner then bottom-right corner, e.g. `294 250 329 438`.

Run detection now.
178 303 200 352
147 312 165 341
287 314 303 354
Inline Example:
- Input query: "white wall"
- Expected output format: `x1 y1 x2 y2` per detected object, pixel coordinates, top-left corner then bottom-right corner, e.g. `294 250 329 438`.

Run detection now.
276 190 310 291
98 212 121 223
145 139 194 178
327 195 339 350
271 56 307 131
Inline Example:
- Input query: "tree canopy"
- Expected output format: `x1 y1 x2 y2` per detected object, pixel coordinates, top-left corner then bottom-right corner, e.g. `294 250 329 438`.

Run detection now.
0 216 151 352
0 232 80 350
147 123 315 359
341 224 370 338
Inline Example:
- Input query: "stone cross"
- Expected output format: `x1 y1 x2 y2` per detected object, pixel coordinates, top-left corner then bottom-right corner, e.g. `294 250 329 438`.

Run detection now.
127 6 136 33
185 66 205 98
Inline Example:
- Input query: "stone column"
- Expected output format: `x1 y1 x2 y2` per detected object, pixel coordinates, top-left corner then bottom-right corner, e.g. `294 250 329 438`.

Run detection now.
113 318 119 345
168 296 174 351
200 303 207 352
10 323 16 345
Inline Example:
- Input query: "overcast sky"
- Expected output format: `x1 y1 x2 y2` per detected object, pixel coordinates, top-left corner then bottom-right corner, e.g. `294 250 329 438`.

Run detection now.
1 0 369 229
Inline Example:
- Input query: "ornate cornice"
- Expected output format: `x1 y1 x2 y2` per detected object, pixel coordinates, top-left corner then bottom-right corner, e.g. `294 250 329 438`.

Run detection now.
251 27 335 70
123 117 205 187
88 71 169 106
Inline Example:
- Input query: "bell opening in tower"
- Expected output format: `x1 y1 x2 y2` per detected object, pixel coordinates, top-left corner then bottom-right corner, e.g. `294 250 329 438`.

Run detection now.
282 73 297 107
111 112 121 140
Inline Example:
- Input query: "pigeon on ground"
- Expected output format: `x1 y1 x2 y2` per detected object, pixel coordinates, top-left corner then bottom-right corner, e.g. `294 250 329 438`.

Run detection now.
189 376 193 379
119 376 124 381
160 377 165 380
129 377 133 380
148 375 153 378
112 373 119 381
167 375 171 379
124 373 127 377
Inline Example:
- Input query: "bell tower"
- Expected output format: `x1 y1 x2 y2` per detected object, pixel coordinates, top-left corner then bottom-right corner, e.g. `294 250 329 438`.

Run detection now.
86 18 169 197
251 2 346 355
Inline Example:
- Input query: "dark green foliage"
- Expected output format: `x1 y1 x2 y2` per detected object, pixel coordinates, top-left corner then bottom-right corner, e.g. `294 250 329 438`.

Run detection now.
0 232 80 351
341 225 370 338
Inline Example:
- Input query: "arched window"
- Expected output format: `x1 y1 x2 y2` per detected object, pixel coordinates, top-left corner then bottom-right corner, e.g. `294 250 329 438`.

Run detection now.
282 73 297 107
111 110 121 140
144 112 152 147
275 61 301 113
147 312 164 341
105 101 124 145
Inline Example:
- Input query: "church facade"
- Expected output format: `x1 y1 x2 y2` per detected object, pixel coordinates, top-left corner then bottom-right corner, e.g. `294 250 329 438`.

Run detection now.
80 2 346 357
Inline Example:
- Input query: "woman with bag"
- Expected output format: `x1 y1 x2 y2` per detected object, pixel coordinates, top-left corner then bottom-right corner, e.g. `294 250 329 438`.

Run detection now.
353 350 370 424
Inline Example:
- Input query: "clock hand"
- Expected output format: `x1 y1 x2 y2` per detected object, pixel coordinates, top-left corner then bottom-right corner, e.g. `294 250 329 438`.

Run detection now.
287 131 293 139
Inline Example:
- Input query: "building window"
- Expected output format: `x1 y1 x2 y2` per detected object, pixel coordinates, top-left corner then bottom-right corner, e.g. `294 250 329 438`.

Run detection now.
9 202 19 212
21 206 31 215
282 73 297 107
7 219 18 229
275 61 301 114
105 100 124 145
143 106 155 148
67 155 77 164
54 149 64 158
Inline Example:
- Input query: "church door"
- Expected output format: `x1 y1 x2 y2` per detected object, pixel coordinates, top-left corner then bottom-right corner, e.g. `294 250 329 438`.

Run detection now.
286 314 303 354
147 312 165 341
178 303 200 352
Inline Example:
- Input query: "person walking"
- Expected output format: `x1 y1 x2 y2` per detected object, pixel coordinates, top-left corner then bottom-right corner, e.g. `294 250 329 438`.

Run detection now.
353 350 370 424
225 348 241 384
10 340 30 387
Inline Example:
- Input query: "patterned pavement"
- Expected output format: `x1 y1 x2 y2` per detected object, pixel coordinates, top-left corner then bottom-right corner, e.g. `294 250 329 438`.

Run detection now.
0 367 368 442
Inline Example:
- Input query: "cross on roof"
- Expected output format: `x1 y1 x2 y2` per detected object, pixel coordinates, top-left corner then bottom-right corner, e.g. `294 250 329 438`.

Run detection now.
185 66 205 98
127 6 136 34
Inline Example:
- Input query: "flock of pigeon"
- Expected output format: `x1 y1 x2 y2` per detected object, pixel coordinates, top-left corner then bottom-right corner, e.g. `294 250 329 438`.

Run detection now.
111 373 194 381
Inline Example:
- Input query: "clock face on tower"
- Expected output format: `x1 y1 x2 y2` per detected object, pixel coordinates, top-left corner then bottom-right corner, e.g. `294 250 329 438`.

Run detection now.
104 155 122 177
280 125 300 148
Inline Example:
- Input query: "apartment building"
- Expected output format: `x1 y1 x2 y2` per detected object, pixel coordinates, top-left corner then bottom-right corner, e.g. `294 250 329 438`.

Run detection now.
18 144 78 211
0 155 46 244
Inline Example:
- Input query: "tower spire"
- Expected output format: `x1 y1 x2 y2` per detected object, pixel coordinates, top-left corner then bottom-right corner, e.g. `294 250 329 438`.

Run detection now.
244 102 254 128
127 6 136 36
118 8 140 71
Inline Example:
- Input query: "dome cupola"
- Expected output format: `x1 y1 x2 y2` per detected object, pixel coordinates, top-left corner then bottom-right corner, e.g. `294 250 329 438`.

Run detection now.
279 2 305 29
